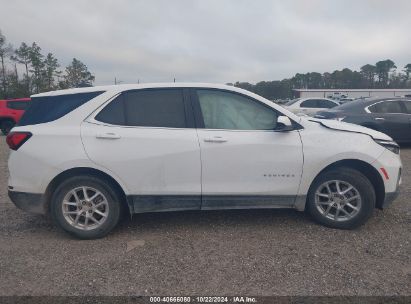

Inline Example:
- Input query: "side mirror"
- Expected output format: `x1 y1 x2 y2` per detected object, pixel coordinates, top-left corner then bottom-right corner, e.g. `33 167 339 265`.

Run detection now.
276 116 293 131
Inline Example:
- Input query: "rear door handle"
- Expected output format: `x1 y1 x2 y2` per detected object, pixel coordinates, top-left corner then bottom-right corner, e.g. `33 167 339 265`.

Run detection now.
375 117 385 121
96 132 121 139
203 136 227 143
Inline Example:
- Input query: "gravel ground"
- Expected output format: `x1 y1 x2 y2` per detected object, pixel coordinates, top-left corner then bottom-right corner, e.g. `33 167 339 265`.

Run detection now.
0 137 410 296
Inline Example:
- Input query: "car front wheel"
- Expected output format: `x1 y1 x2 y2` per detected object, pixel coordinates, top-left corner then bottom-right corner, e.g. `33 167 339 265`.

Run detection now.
50 176 121 239
307 168 376 229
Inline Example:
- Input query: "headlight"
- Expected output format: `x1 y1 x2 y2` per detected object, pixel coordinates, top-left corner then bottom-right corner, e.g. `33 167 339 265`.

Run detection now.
374 139 400 155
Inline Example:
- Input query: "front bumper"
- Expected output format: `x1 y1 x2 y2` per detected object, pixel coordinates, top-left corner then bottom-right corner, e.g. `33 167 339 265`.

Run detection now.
380 167 401 209
382 190 400 209
8 190 47 215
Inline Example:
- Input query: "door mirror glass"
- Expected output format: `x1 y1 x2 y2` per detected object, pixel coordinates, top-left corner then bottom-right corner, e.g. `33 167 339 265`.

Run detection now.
276 116 293 131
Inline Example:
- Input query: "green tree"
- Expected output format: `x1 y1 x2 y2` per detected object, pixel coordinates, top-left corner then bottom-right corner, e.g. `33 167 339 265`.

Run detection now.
360 64 376 88
11 42 32 95
43 53 60 90
404 63 411 83
64 58 95 88
375 59 396 87
0 30 13 98
29 42 45 93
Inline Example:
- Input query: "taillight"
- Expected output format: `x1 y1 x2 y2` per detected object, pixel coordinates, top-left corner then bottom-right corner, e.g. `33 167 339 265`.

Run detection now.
6 132 32 150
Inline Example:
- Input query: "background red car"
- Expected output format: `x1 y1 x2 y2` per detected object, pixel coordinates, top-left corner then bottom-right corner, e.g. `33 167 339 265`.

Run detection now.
0 98 31 135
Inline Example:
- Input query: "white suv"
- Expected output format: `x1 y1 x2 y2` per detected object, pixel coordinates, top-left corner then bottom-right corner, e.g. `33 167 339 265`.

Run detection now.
7 83 402 239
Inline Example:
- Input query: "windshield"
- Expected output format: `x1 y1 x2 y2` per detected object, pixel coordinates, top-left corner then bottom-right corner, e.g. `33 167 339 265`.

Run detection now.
284 98 301 106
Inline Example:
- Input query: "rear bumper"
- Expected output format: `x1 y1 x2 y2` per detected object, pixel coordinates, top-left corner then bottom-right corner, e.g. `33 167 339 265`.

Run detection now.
8 191 47 215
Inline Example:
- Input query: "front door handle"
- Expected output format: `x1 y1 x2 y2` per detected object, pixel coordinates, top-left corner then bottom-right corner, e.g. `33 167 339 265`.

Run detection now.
96 133 121 139
203 136 227 143
375 117 385 121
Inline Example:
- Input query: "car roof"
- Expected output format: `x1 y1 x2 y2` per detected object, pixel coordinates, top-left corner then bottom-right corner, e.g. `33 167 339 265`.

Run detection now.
31 83 242 97
0 98 31 102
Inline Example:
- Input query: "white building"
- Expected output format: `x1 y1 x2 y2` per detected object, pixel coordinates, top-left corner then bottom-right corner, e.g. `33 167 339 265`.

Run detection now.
294 89 411 99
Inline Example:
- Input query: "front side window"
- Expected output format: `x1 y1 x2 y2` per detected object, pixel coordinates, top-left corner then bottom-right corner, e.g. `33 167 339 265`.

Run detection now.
95 95 125 125
196 89 278 130
300 99 318 108
368 101 403 114
95 89 186 128
317 100 338 108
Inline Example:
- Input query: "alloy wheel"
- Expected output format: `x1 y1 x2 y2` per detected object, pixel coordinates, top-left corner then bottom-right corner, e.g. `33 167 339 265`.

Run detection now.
315 180 362 222
61 186 109 230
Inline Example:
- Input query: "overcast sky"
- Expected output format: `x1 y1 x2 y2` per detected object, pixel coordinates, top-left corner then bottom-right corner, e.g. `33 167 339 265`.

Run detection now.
1 0 410 85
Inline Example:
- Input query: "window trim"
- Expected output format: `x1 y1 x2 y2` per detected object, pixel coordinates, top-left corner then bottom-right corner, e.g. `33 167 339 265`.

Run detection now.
91 88 195 129
189 87 302 132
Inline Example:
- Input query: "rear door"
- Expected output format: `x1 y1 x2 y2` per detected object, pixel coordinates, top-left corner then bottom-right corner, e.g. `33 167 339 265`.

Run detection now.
191 88 303 209
367 100 410 142
81 88 202 212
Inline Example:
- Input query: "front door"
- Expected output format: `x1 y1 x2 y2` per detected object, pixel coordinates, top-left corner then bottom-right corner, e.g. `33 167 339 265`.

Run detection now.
401 99 411 142
368 100 410 142
81 88 202 212
191 88 304 210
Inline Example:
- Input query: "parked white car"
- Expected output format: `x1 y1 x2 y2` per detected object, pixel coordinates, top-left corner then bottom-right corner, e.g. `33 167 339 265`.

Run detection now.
284 97 340 116
7 83 402 239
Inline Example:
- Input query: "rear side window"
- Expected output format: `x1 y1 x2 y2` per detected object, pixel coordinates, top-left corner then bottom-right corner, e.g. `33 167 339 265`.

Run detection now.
368 101 403 114
18 91 104 126
95 89 186 128
7 101 30 110
317 100 337 108
402 100 411 113
300 99 318 108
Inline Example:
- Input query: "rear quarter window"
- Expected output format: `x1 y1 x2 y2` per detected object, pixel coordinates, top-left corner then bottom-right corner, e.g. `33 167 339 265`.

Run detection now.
18 91 104 126
7 101 30 110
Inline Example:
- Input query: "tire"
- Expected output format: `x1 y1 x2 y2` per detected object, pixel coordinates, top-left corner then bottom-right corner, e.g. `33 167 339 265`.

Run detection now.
307 167 375 229
50 175 122 239
1 120 15 135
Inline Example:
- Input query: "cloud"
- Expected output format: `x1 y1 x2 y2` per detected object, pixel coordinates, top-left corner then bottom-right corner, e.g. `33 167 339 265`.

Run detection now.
1 0 410 85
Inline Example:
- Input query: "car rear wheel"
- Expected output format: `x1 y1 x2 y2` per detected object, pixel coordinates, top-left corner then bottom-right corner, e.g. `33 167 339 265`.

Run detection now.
307 168 375 229
50 176 121 239
1 120 15 135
